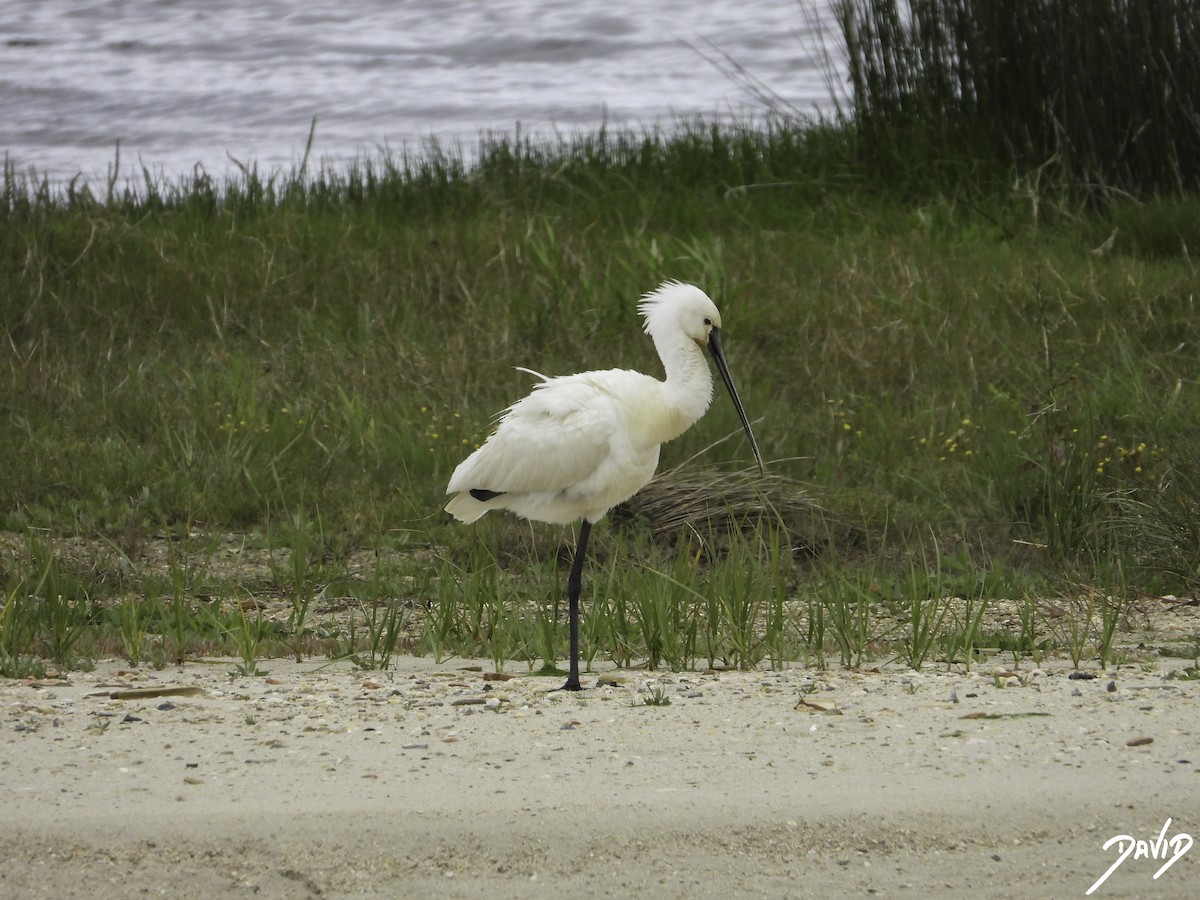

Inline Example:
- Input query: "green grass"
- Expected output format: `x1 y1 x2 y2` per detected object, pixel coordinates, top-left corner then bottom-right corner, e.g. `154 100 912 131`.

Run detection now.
2 109 1200 677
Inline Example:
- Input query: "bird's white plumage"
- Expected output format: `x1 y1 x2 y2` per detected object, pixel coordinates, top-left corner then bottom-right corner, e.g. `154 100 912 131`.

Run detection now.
445 281 763 691
444 281 726 526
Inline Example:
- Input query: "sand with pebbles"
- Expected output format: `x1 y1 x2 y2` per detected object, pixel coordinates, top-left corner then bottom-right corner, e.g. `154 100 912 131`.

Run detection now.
3 651 1199 899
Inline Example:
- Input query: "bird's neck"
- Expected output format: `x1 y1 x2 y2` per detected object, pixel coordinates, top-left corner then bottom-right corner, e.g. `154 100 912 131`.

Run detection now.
655 333 714 438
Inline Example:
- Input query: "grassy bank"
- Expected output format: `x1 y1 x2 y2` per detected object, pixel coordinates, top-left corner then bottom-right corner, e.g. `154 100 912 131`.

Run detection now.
3 116 1199 676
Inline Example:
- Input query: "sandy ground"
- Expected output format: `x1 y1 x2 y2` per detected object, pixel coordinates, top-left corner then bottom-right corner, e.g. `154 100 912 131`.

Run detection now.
2 654 1198 899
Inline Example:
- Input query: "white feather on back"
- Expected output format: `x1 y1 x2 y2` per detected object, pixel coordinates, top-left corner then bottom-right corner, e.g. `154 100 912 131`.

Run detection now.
445 368 671 524
448 374 614 497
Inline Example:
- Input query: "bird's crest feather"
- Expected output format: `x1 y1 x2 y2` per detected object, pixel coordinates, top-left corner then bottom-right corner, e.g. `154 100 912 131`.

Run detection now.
637 280 693 335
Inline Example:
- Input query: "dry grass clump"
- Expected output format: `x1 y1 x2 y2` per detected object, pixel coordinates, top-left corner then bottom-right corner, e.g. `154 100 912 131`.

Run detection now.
616 465 824 541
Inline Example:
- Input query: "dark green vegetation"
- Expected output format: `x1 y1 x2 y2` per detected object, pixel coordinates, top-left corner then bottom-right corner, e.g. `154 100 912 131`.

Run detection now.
837 0 1200 195
2 0 1199 676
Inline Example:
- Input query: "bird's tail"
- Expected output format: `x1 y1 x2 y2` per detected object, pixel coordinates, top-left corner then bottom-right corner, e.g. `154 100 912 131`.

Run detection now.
444 492 490 524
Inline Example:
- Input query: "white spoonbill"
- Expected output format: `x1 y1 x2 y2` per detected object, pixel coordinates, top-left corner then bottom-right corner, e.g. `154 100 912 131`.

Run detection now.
444 281 764 690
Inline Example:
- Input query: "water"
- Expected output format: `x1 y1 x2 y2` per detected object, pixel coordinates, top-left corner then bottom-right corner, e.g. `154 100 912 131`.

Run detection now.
0 0 841 185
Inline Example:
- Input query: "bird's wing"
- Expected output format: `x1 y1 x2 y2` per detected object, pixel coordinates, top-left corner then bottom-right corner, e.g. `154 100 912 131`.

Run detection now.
447 372 634 497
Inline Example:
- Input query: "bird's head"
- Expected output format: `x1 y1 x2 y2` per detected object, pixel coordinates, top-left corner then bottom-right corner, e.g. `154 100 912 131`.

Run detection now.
637 280 722 347
637 280 765 474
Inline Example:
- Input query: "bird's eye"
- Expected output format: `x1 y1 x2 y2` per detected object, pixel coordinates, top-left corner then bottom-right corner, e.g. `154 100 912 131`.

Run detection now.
703 317 712 326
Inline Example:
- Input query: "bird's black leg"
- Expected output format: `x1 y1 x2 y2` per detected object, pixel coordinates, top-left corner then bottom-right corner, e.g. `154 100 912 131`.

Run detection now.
561 519 592 691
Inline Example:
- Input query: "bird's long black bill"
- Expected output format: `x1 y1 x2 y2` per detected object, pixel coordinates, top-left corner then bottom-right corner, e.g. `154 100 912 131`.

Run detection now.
708 328 765 474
